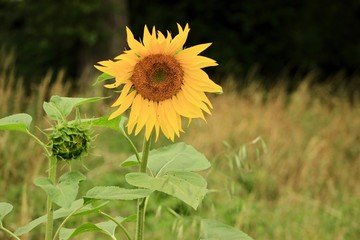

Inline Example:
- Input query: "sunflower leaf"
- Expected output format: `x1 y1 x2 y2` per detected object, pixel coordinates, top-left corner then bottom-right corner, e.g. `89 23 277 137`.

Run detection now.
121 142 211 176
200 219 254 240
77 115 128 134
0 113 32 133
0 202 13 223
34 172 86 209
126 171 207 209
15 199 109 236
84 186 153 201
43 96 104 120
93 73 114 85
59 216 124 240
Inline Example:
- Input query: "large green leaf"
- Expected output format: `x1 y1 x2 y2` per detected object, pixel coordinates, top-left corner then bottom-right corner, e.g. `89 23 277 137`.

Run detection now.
126 171 207 209
85 186 153 201
0 202 13 223
59 216 123 240
122 142 211 176
43 95 104 120
15 199 109 236
200 219 253 240
34 172 86 209
0 113 32 133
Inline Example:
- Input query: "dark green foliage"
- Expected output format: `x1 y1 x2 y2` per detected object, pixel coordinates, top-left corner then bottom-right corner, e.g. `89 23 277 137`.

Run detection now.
0 0 117 83
0 0 359 88
128 0 360 85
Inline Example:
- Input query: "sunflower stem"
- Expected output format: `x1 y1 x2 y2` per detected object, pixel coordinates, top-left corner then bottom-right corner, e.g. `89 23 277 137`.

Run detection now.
45 156 57 240
52 203 88 240
135 134 152 240
99 211 133 240
0 224 21 240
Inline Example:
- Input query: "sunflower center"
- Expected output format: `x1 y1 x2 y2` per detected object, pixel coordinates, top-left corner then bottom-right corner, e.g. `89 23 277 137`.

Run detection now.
132 54 184 101
153 69 167 83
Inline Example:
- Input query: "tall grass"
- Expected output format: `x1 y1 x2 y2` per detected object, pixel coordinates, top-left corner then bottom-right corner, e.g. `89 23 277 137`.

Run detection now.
182 77 360 239
0 52 359 239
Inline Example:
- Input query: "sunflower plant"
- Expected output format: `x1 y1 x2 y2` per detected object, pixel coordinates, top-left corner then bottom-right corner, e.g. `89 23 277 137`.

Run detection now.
92 23 253 240
0 24 253 240
0 96 117 240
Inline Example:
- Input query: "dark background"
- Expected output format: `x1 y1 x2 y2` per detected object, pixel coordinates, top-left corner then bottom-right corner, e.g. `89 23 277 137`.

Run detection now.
1 0 360 89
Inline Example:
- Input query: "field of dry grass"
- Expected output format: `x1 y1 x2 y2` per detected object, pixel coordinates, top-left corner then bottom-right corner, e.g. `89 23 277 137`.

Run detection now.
0 50 359 239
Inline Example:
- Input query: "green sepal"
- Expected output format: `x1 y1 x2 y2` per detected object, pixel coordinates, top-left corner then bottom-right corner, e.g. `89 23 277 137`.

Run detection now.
93 73 114 85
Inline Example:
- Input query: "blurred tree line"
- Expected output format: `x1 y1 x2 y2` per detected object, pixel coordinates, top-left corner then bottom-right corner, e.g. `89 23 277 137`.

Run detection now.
0 0 359 89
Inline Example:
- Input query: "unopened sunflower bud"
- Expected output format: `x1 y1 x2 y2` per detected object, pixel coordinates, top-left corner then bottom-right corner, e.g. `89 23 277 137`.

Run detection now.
49 123 91 161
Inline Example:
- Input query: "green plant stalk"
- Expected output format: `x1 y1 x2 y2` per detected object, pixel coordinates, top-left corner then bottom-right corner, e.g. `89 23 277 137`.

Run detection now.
52 203 88 240
135 135 152 240
45 156 57 240
123 134 141 163
0 224 21 240
99 211 132 240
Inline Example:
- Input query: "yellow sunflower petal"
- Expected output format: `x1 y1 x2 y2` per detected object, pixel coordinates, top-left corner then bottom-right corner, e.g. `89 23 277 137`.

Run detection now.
145 101 157 140
143 25 152 47
109 90 136 119
183 83 213 108
158 102 173 140
177 91 206 120
111 81 133 107
177 43 212 56
178 55 218 69
104 73 132 89
115 52 139 66
184 71 223 93
172 93 205 120
94 60 119 76
195 56 218 68
127 94 142 133
134 97 150 136
157 30 166 42
166 31 172 40
126 27 146 55
177 114 184 133
163 99 181 137
154 108 160 141
166 23 190 55
181 85 211 114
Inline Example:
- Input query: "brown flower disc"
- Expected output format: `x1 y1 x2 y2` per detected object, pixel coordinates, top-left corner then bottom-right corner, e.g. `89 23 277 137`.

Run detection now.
132 54 184 101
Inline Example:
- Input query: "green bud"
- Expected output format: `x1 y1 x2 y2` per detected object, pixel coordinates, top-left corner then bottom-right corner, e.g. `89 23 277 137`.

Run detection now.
48 122 92 161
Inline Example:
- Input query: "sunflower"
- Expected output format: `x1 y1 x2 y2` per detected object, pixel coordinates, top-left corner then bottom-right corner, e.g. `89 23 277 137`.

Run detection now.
95 24 222 141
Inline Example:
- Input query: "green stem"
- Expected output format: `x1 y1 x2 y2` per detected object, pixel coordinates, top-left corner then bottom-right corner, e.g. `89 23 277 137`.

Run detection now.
135 134 152 240
0 225 21 240
123 134 141 164
99 211 132 240
26 130 51 156
52 203 87 240
45 156 57 240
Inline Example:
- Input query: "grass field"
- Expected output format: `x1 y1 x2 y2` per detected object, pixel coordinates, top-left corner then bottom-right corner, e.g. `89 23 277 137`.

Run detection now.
0 54 359 239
